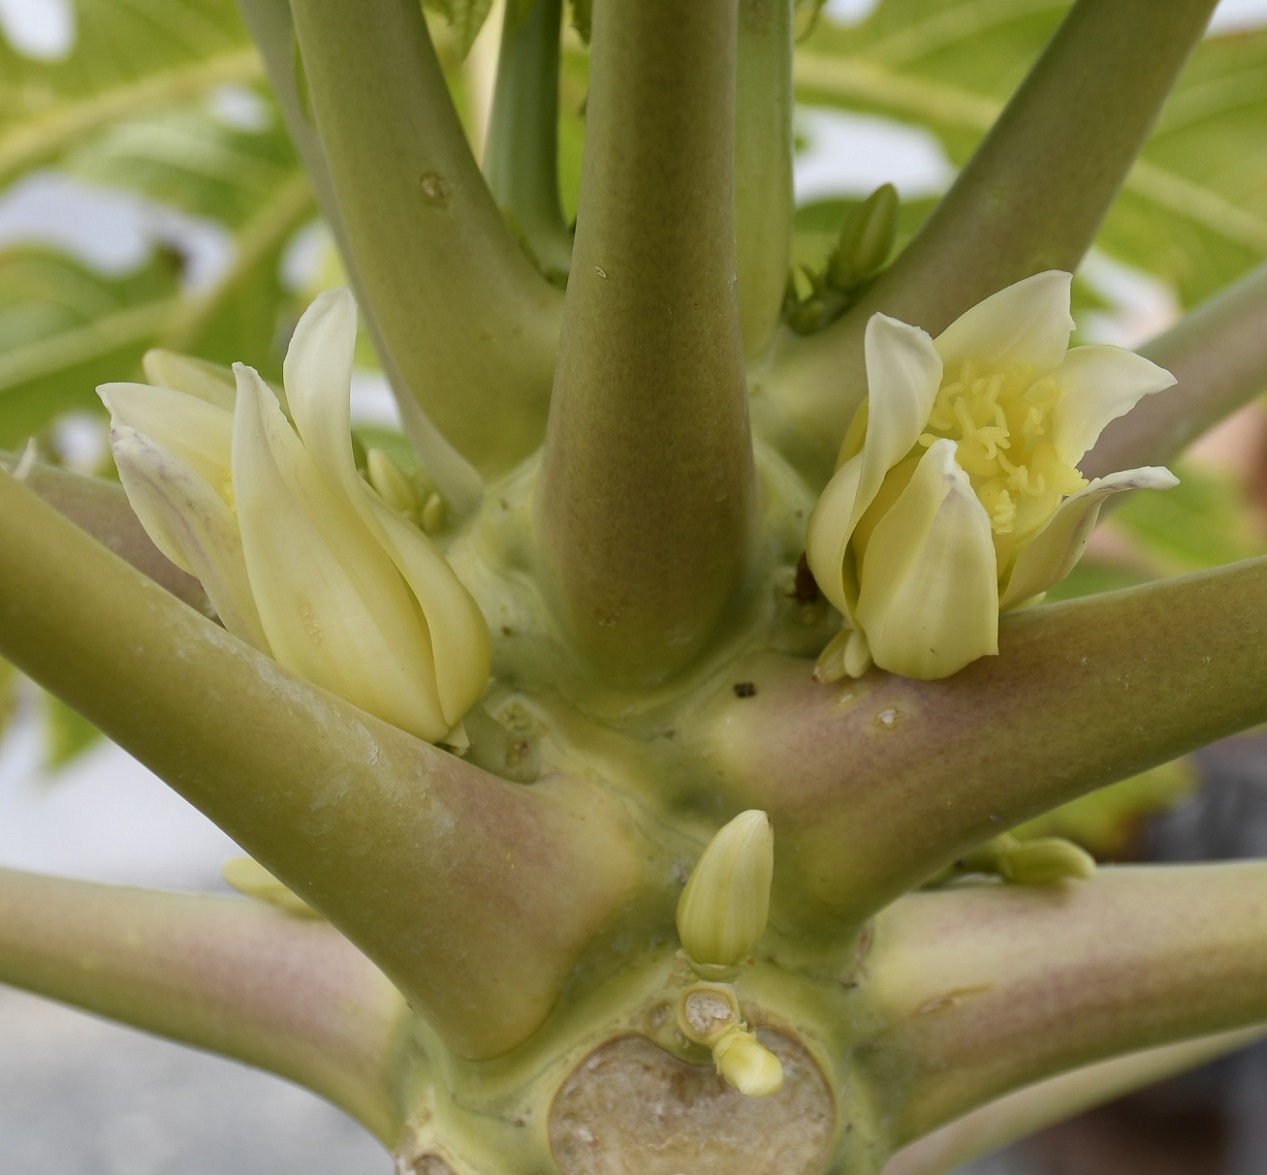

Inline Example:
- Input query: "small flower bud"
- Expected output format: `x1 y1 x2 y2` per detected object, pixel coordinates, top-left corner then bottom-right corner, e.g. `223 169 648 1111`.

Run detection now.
713 1028 784 1098
999 836 1096 885
222 856 320 919
827 182 898 291
367 447 421 522
677 810 774 968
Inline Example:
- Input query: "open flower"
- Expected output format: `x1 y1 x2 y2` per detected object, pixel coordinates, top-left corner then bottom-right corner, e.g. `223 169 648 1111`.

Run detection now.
99 288 490 743
806 271 1178 681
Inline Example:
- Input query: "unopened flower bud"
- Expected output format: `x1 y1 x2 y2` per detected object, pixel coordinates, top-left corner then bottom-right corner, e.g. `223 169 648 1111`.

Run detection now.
999 836 1095 885
222 856 320 919
367 448 421 522
713 1028 784 1098
677 810 773 968
827 182 898 291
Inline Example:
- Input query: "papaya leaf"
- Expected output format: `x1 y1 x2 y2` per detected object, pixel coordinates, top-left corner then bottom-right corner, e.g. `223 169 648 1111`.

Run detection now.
797 0 1267 307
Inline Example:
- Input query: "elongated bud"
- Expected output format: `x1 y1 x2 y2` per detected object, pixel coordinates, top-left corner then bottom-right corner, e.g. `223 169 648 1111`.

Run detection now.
1000 836 1096 884
827 182 898 291
713 1028 784 1098
222 856 321 919
677 810 773 968
367 448 422 523
956 833 1095 885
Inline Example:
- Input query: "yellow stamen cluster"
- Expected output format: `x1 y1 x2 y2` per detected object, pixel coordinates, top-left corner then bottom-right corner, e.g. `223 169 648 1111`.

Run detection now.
918 360 1086 561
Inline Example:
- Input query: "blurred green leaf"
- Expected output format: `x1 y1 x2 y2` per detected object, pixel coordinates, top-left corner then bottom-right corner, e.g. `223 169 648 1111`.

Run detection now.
797 1 1267 306
0 247 179 449
42 692 100 769
0 0 260 188
424 0 496 58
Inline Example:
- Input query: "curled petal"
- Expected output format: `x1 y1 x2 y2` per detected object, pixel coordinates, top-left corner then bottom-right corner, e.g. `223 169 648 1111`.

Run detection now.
934 270 1074 376
111 426 269 651
999 466 1179 609
1051 345 1178 468
100 383 233 492
366 499 490 728
231 365 448 741
806 459 864 621
283 287 359 490
141 351 237 411
855 439 998 679
851 314 943 526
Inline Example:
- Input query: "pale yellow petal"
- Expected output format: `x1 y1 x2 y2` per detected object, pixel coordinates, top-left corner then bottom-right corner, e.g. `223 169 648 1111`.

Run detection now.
231 364 448 741
366 497 491 727
856 439 999 679
1049 345 1177 467
111 426 270 649
141 350 237 411
99 383 233 492
854 313 943 530
805 457 864 619
934 271 1074 375
999 466 1178 609
282 287 359 492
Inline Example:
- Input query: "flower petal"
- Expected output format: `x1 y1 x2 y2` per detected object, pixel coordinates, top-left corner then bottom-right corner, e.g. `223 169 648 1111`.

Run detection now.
934 271 1074 376
855 439 999 679
1050 345 1177 467
110 425 270 650
99 383 233 492
805 457 864 620
141 350 237 411
283 286 359 491
999 466 1179 609
231 364 448 741
366 497 491 727
853 313 943 529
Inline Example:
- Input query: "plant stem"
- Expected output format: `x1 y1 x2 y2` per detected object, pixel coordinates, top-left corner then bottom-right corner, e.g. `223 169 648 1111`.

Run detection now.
0 455 205 609
735 0 794 358
483 0 572 281
236 0 483 512
536 0 756 682
0 868 405 1143
883 1026 1265 1175
1083 262 1267 479
697 556 1267 928
0 470 645 1058
764 0 1219 481
865 865 1267 1147
289 0 563 478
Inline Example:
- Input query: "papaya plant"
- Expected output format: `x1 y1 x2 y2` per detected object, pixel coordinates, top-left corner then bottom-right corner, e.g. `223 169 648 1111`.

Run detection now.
3 0 1267 1172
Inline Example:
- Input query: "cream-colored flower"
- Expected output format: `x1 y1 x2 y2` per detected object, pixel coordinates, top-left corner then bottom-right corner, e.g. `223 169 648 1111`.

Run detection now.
806 271 1178 681
99 288 490 743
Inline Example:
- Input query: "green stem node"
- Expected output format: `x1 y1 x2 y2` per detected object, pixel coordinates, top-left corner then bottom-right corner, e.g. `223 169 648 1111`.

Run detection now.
0 469 644 1058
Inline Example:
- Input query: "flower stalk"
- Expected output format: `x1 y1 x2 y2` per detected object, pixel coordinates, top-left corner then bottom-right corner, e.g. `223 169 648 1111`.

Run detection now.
0 468 646 1058
483 0 572 283
537 0 756 682
699 555 1267 928
289 0 563 477
865 864 1267 1147
765 0 1220 478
